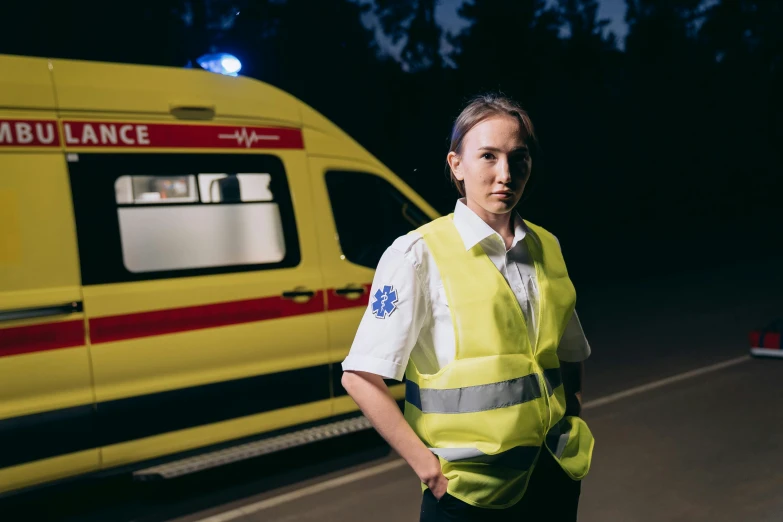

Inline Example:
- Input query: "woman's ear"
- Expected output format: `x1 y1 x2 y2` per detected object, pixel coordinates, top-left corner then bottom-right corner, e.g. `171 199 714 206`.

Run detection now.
447 151 463 181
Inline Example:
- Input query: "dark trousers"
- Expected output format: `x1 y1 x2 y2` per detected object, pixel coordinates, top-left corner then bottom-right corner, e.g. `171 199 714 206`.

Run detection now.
419 448 581 521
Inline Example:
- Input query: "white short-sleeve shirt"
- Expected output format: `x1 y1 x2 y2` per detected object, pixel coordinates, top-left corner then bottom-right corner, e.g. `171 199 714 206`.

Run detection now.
341 200 591 381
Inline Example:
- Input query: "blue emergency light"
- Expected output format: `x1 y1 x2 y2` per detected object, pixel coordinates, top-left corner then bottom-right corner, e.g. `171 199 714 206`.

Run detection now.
197 53 242 77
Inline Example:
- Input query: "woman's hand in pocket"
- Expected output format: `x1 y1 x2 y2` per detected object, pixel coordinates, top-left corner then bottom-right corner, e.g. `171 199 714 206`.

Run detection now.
418 453 449 500
430 473 450 501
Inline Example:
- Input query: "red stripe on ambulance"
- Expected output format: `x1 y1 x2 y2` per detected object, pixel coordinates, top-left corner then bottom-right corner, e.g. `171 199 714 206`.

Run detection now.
0 320 85 357
61 121 304 149
0 119 304 149
0 285 369 356
89 291 326 344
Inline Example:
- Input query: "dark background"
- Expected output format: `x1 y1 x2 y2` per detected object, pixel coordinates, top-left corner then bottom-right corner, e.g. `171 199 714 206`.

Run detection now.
1 0 781 287
1 4 782 520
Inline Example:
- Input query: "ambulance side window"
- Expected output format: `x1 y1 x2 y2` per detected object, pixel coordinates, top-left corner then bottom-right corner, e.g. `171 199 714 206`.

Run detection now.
70 154 300 284
325 171 428 269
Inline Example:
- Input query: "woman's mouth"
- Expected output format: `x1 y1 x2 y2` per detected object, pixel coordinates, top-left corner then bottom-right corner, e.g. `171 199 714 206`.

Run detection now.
492 192 514 200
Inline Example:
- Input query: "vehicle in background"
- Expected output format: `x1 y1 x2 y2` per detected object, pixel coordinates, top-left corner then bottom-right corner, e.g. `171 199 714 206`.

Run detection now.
0 53 437 496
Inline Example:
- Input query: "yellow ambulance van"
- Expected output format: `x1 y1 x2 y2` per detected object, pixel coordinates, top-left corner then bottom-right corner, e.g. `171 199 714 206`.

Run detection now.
0 53 438 496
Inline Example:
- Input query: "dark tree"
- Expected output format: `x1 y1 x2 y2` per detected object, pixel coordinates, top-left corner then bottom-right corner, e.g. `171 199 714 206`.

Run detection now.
375 0 443 71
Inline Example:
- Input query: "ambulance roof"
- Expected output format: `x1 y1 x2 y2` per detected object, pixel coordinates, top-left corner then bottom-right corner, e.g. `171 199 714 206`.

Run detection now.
0 54 383 168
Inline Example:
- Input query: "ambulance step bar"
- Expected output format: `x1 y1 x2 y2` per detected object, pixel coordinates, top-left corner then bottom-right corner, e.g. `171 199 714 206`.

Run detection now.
132 415 374 481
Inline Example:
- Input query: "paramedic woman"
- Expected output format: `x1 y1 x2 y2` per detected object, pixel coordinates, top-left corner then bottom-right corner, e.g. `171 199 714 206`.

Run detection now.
341 93 594 521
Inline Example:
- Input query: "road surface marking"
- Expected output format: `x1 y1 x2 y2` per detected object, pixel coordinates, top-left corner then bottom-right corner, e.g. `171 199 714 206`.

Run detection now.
583 355 751 410
191 355 751 521
191 459 407 522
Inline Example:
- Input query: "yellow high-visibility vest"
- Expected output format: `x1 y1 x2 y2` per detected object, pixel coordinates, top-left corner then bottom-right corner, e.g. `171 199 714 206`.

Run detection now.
404 214 594 509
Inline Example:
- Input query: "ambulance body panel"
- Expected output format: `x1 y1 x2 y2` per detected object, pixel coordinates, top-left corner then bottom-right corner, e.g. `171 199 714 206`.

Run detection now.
0 54 437 496
0 55 57 109
51 58 302 124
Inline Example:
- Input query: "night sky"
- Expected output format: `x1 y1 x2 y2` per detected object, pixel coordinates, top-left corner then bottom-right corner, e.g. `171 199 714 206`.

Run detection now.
437 0 629 39
369 0 629 60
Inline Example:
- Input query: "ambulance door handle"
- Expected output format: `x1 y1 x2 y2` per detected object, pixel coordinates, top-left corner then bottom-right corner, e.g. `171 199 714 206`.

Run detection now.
282 288 315 300
334 286 366 296
0 301 83 323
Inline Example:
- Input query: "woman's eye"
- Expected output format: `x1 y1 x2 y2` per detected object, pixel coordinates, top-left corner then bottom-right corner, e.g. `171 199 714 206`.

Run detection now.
482 153 495 160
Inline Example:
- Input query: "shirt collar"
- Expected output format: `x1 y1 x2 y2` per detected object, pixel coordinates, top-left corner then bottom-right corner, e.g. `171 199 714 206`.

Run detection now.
452 199 528 251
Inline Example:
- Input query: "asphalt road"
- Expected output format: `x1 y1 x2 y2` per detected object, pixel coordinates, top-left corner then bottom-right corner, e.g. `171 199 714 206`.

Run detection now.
168 358 782 522
3 255 781 522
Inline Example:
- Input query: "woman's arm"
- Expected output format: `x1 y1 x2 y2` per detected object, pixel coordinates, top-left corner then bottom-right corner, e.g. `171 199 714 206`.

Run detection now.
560 360 583 417
342 370 449 498
557 310 589 417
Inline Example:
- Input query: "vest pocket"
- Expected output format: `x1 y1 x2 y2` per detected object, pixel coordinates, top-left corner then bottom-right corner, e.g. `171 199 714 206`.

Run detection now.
545 415 594 480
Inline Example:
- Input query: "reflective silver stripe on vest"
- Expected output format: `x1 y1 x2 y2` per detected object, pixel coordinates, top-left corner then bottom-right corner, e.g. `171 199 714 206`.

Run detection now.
406 374 542 414
431 445 540 471
546 419 572 458
543 368 563 396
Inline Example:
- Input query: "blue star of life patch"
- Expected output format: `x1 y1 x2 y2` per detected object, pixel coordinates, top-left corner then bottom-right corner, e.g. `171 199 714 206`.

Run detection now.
371 285 399 319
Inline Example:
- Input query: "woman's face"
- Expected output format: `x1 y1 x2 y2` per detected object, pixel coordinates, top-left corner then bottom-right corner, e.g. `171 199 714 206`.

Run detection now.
448 115 531 216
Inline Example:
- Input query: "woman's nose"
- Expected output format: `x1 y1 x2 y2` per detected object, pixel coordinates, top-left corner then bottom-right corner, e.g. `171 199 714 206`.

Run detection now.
496 160 512 183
